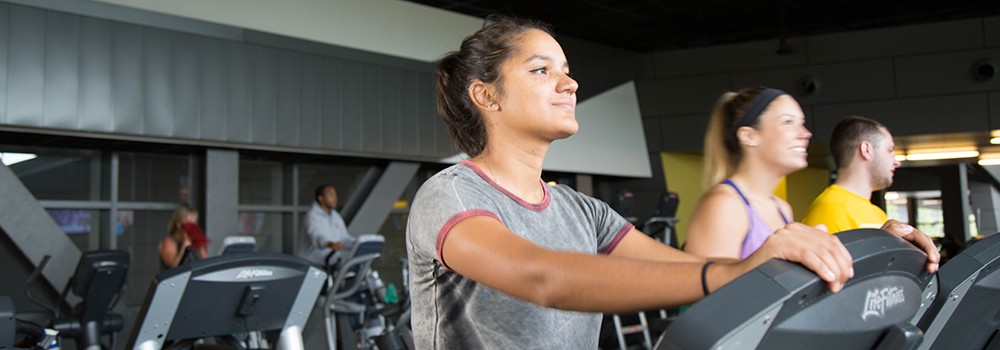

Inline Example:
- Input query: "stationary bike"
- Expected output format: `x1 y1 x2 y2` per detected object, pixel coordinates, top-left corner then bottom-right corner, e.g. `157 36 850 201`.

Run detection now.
23 251 130 350
321 235 412 350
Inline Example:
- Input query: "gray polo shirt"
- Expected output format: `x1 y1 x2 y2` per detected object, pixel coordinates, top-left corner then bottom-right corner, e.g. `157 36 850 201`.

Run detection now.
406 161 632 349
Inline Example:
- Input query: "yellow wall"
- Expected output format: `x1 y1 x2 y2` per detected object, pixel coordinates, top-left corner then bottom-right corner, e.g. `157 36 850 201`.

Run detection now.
661 152 830 245
660 152 704 245
785 167 831 221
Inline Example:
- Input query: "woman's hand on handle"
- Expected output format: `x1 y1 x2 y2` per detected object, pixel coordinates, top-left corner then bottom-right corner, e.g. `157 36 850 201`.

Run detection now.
742 223 854 293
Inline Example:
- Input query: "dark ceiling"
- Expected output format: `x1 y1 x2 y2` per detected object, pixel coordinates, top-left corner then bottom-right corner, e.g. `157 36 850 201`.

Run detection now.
405 0 1000 53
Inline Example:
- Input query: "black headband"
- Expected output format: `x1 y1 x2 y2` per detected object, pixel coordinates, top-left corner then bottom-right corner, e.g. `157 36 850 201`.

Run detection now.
737 88 786 127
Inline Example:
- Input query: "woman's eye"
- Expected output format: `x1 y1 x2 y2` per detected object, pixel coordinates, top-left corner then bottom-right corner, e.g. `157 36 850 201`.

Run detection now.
531 67 547 74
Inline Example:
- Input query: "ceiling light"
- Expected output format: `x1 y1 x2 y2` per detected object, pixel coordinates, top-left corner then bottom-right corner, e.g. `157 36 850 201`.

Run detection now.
979 158 1000 166
991 137 1000 144
902 149 979 161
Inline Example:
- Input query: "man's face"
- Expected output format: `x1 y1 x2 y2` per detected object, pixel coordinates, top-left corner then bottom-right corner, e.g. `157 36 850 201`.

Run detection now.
868 128 900 191
318 187 338 211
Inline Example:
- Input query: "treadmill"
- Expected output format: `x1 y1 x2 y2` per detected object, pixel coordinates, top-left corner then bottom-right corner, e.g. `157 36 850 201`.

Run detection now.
655 229 935 349
126 253 326 350
914 232 1000 350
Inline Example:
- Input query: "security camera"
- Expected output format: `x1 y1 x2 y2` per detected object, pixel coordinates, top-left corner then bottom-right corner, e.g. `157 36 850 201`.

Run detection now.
797 75 820 97
972 59 996 82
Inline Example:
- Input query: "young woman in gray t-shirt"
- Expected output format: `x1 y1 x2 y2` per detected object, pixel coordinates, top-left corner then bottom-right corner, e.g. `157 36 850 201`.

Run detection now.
406 15 934 350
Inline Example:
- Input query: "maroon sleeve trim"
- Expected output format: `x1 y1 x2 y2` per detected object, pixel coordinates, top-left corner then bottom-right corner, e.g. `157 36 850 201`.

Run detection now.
436 209 502 271
601 223 635 255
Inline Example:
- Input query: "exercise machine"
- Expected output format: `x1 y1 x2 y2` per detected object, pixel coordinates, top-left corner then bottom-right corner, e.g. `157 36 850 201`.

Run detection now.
655 229 934 349
126 253 326 350
914 232 1000 350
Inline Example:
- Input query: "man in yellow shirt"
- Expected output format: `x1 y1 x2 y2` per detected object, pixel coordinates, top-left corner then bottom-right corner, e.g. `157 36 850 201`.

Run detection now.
803 116 900 233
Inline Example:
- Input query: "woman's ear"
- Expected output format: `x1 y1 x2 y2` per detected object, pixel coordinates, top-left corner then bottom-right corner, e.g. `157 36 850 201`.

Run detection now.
736 126 760 147
468 80 498 111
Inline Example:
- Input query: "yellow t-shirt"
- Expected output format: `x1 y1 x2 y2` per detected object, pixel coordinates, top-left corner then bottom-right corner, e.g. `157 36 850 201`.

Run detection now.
802 184 888 234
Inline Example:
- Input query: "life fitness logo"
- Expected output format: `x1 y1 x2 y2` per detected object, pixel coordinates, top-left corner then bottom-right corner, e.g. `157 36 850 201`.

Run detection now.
236 268 274 279
861 286 906 321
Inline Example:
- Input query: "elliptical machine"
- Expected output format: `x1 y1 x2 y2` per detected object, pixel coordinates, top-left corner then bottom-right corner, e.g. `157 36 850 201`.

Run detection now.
1 296 58 349
21 251 130 350
321 234 412 350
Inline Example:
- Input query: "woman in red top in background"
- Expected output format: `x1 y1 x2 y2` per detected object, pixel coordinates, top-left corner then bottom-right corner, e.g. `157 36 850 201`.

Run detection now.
159 204 208 269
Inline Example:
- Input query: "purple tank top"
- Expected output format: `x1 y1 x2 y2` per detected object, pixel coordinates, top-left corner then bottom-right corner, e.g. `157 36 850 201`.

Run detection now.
721 179 791 259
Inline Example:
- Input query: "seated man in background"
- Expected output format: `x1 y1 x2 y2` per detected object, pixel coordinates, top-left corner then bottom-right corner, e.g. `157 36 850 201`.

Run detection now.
297 184 355 266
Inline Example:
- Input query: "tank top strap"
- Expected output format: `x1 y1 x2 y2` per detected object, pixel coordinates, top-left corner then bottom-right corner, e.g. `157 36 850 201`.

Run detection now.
770 196 792 224
721 179 751 205
724 179 791 224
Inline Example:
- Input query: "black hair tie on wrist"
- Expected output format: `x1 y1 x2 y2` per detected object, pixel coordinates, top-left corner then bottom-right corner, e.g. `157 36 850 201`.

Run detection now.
701 261 716 296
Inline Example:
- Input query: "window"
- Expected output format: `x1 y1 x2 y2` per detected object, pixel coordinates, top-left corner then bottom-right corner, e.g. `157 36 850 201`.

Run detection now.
118 152 193 203
8 148 106 201
885 191 944 238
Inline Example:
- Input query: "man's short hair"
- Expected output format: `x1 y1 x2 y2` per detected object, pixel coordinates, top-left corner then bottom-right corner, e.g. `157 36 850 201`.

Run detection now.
830 116 888 169
314 184 334 203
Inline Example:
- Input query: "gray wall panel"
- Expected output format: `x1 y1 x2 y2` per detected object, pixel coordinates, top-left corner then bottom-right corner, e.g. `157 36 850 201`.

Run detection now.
399 71 419 156
43 11 80 129
111 22 144 134
205 149 238 254
806 19 983 63
321 58 344 150
298 55 322 149
895 48 1000 97
813 94 990 138
78 17 113 131
988 17 1000 48
362 64 383 153
276 52 301 147
251 46 278 145
172 32 202 139
991 92 1000 130
426 73 453 156
226 42 251 143
659 113 710 152
0 4 7 123
0 3 450 161
732 59 896 105
200 38 227 140
382 68 402 155
635 74 730 117
650 38 808 78
416 72 438 156
642 118 662 152
8 6 45 126
143 28 173 136
341 61 363 151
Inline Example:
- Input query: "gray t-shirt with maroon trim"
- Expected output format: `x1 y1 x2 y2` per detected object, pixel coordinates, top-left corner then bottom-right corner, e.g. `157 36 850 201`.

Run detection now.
406 161 632 349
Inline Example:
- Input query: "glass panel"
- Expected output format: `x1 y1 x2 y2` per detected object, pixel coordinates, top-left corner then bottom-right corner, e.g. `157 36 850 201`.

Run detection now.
5 148 106 201
45 209 105 251
373 175 422 291
885 196 909 224
239 160 287 205
297 163 372 207
916 198 945 238
116 209 174 306
118 153 192 203
237 211 289 253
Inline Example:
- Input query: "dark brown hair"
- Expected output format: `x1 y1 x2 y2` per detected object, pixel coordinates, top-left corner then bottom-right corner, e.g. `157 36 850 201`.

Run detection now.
435 15 553 157
830 116 887 169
